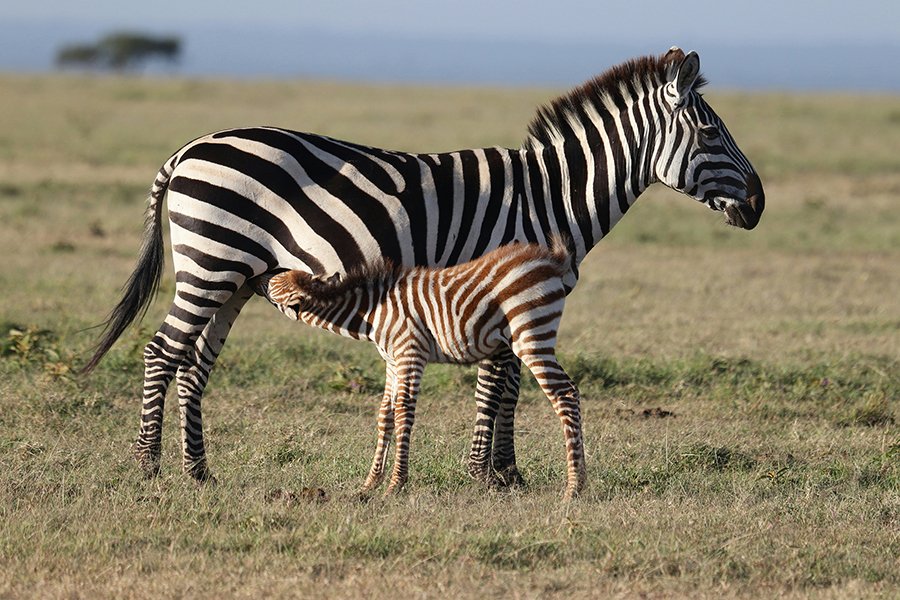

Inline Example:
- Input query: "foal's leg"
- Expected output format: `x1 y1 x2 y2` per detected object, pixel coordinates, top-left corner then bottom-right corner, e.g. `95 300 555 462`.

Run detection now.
385 353 425 495
360 362 397 493
519 351 586 500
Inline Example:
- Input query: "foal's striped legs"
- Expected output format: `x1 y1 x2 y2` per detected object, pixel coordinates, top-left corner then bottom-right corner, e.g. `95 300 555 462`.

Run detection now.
385 351 426 495
361 362 397 493
519 350 586 500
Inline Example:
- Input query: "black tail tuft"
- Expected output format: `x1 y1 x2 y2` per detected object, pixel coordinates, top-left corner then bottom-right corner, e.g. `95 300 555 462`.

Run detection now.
81 195 165 375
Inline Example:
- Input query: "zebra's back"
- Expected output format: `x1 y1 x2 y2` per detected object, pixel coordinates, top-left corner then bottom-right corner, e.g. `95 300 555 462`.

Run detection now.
166 126 534 279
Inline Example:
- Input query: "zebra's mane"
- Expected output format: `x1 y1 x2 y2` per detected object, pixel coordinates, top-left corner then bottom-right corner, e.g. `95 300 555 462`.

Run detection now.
301 238 573 305
524 49 707 149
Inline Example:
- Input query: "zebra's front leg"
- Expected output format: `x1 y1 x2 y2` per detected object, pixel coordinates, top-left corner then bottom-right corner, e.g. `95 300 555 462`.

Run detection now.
360 363 397 494
175 285 253 483
467 351 524 487
467 358 504 486
491 357 525 487
385 356 424 495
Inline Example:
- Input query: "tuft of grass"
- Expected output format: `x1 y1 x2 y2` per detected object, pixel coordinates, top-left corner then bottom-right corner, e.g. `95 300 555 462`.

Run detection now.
837 392 896 428
674 443 757 472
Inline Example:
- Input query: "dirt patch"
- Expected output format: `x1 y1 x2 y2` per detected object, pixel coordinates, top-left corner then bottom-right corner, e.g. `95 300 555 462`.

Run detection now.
615 407 677 419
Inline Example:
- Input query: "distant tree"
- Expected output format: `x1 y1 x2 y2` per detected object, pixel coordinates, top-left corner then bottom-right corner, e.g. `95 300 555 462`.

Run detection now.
56 32 181 71
56 45 103 67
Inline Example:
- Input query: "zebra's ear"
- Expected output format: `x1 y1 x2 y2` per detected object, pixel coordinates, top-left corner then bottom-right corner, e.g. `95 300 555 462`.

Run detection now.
674 51 701 98
666 49 700 108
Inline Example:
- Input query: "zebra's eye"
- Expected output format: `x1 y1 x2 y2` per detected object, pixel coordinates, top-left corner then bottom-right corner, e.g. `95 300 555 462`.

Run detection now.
699 126 719 141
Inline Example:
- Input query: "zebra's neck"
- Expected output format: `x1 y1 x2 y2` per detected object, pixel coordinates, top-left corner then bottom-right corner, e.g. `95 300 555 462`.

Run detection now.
519 85 660 264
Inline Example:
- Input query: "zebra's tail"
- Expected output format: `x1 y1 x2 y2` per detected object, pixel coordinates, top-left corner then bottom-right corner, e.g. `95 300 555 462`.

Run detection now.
81 157 176 374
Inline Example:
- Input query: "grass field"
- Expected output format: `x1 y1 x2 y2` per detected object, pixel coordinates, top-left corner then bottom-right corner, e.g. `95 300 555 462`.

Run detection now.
0 74 898 598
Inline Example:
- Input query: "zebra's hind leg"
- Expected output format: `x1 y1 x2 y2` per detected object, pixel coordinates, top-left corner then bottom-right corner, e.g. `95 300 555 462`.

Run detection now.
132 277 239 480
359 363 397 494
134 334 179 478
175 284 254 483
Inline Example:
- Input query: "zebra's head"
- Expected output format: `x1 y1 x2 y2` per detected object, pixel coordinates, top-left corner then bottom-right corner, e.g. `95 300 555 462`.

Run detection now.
655 48 765 230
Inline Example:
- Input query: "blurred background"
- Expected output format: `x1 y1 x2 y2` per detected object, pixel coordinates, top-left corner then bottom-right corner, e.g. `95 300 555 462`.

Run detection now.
2 0 899 90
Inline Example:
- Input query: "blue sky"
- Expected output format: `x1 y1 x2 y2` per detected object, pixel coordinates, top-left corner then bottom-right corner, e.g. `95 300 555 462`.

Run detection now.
2 1 898 89
3 0 897 44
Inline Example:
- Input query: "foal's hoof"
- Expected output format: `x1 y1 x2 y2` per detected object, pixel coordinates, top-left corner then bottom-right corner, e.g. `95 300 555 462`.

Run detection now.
562 488 581 502
383 480 407 496
352 490 375 504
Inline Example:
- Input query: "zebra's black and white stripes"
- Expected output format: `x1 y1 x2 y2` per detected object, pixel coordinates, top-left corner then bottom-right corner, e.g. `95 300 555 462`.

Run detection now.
262 239 585 497
83 48 764 485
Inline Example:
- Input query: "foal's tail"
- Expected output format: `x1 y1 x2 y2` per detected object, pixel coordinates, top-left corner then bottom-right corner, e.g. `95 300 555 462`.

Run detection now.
546 233 574 276
81 157 176 374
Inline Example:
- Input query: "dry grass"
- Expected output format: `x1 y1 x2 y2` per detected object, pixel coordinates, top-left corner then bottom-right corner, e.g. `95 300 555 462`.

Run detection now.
0 74 898 599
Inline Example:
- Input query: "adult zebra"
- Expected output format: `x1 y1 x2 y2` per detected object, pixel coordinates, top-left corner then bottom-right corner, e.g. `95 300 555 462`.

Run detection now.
83 48 764 485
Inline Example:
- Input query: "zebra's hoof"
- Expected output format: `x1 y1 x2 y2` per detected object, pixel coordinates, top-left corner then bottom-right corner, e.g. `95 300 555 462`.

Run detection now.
132 445 161 479
494 465 526 488
467 463 504 489
185 460 216 485
135 459 161 480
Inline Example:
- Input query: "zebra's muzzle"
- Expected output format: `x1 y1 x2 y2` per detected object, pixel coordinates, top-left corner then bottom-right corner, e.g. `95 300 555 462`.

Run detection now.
724 172 765 230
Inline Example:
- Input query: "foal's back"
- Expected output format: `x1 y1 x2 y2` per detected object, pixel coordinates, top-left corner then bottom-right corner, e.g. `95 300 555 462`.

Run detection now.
264 238 571 364
402 241 571 363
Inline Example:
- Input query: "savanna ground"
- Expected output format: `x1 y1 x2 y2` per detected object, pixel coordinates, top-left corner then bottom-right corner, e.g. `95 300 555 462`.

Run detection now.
0 74 898 599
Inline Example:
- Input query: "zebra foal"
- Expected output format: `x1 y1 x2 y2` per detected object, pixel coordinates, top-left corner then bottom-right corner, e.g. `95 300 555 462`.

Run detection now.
258 239 585 498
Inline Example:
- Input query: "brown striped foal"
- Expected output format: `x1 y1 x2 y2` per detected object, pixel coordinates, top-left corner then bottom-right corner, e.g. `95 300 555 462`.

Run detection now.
257 239 586 499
